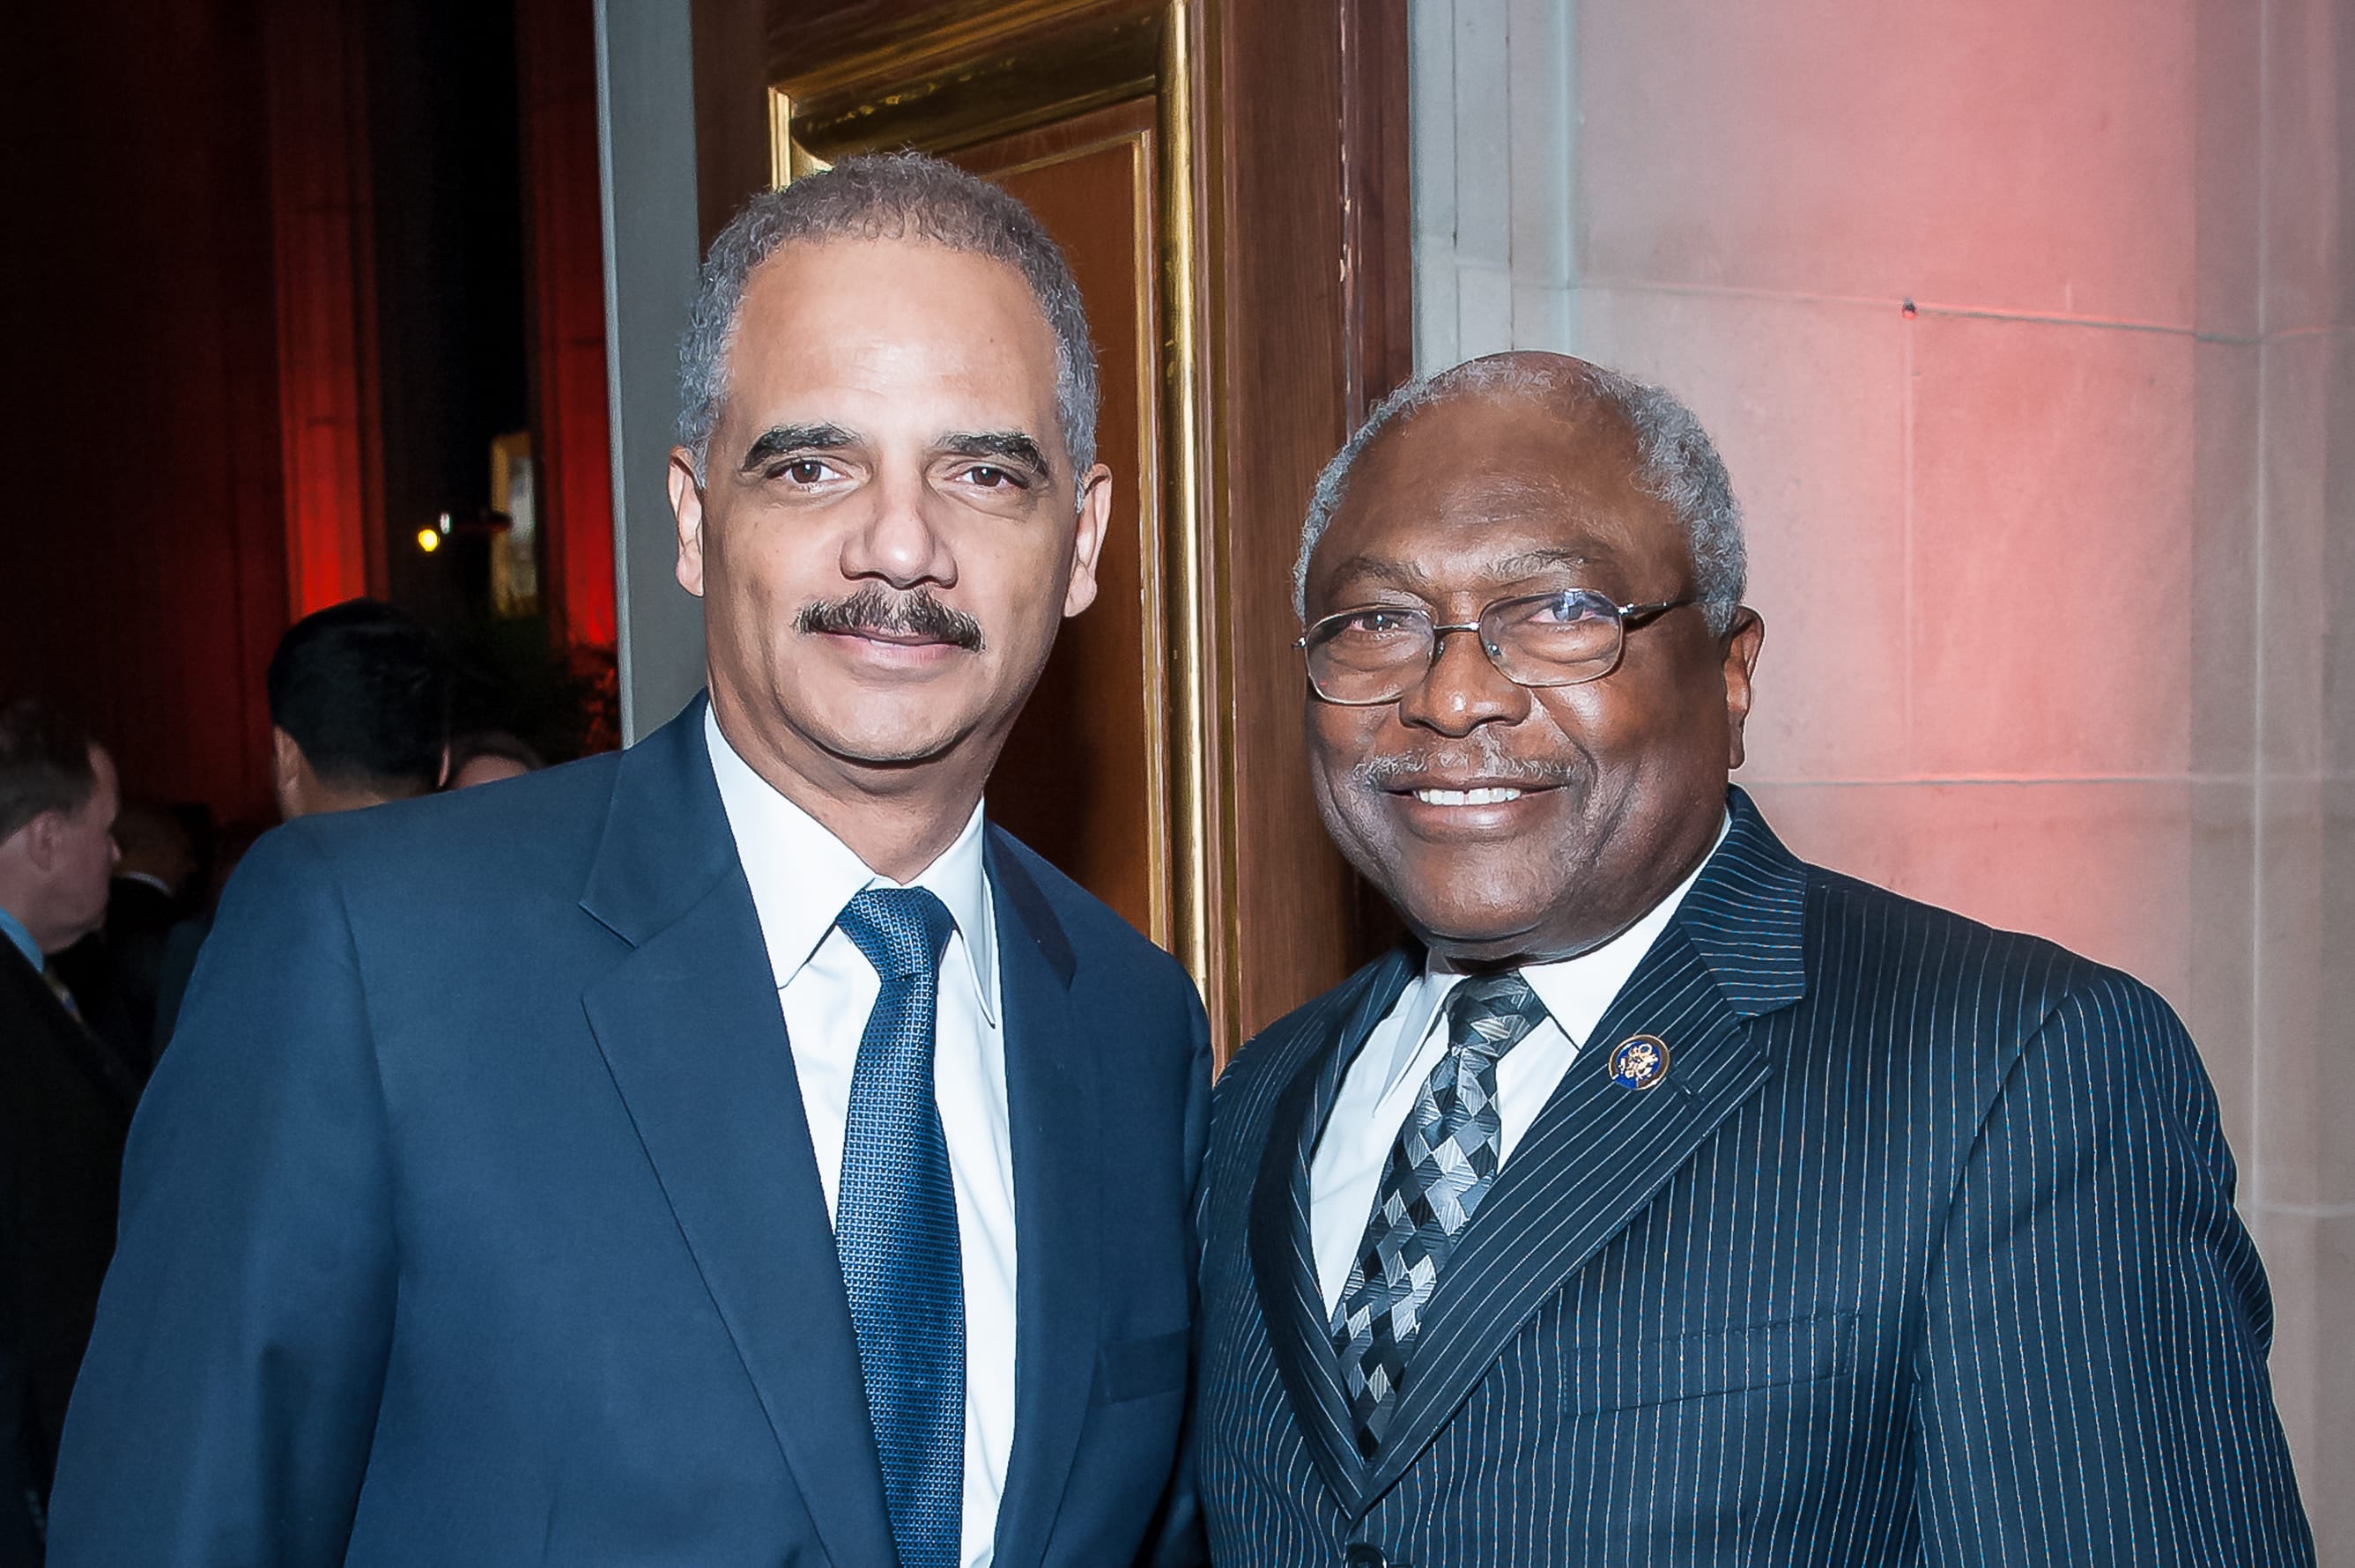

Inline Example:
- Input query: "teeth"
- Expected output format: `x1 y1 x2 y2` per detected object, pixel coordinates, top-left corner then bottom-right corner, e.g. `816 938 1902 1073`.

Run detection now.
1414 787 1523 806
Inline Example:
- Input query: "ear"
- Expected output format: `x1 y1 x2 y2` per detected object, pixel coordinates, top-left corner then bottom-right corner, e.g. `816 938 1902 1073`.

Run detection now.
270 727 306 813
1720 607 1766 771
437 743 453 790
19 810 63 873
1062 462 1114 619
670 447 708 598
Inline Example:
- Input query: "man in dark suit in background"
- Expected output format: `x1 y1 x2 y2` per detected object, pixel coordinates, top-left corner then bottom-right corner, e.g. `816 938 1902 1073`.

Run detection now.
0 700 126 1553
52 153 1208 1567
149 597 449 1054
1197 351 2311 1565
44 798 196 1077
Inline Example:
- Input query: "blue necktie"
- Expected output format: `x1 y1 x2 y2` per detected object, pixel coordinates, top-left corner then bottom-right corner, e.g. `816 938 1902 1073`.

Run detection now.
1330 970 1549 1460
834 886 964 1568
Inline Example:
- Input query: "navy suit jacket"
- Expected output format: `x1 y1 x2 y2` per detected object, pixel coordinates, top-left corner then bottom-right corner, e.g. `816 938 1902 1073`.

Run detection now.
1198 789 2311 1566
48 700 1211 1566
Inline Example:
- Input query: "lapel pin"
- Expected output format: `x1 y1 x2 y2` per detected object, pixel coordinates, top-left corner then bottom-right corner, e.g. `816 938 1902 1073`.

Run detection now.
1608 1033 1670 1091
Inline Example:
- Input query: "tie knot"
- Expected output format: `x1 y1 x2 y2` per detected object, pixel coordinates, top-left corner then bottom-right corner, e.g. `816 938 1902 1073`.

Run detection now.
1443 970 1546 1063
838 885 956 981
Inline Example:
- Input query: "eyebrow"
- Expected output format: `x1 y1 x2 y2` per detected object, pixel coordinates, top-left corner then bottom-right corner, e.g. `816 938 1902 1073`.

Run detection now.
1322 544 1604 594
937 430 1052 479
1488 546 1606 578
1322 555 1437 595
738 423 859 472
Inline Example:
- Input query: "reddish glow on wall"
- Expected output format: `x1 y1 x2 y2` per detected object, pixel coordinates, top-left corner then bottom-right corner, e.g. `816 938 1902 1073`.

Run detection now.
518 0 618 649
266 0 381 618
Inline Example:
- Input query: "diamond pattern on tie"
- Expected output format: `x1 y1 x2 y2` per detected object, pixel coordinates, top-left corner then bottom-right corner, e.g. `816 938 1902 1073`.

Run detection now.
833 885 964 1568
1330 970 1548 1461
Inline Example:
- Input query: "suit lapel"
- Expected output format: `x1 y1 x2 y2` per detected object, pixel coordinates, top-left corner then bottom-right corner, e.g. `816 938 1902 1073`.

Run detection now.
578 700 896 1568
1245 948 1418 1516
983 834 1100 1568
1356 789 1813 1509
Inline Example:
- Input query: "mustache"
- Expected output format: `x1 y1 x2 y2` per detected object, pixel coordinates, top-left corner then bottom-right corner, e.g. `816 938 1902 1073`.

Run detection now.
1352 743 1578 791
795 585 985 652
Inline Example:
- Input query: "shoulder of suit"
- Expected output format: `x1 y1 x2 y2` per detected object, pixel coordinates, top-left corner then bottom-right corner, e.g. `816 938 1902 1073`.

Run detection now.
1802 860 2122 987
1785 855 2200 1097
270 748 624 899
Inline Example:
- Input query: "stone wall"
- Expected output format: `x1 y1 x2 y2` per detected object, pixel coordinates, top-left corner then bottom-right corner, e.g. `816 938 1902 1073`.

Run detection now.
1410 0 2354 1551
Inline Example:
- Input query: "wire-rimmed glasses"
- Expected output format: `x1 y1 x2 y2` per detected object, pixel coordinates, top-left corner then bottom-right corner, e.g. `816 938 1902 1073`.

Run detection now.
1295 589 1695 706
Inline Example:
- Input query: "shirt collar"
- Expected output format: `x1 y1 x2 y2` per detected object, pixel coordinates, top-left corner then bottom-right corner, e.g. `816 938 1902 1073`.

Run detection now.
1377 812 1733 1096
704 704 999 1023
0 904 41 973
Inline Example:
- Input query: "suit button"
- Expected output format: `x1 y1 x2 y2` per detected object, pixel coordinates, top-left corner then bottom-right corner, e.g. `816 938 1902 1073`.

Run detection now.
1344 1547 1389 1568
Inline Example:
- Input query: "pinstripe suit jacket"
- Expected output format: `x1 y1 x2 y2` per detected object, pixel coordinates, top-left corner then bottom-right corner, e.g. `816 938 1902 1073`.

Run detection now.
1198 788 2312 1565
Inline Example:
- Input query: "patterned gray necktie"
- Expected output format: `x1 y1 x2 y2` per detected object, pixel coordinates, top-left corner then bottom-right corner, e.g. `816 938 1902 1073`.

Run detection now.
1329 970 1549 1460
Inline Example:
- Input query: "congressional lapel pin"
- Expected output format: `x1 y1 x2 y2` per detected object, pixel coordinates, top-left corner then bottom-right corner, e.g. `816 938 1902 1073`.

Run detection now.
1608 1033 1670 1091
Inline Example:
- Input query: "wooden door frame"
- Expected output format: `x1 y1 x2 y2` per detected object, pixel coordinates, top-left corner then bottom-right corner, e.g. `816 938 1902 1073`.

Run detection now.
688 0 1413 1058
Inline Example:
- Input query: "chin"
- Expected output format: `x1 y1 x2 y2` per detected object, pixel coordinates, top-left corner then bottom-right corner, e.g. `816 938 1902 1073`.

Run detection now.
1405 898 1554 954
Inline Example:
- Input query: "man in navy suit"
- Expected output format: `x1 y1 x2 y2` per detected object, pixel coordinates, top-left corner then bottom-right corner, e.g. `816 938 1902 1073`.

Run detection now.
1197 351 2311 1565
51 153 1209 1567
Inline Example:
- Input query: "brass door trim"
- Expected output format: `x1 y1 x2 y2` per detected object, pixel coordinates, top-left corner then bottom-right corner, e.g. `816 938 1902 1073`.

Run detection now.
772 1 1163 167
766 1 1232 1042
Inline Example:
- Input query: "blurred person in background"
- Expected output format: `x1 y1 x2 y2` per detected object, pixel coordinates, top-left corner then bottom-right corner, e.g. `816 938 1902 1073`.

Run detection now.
152 599 449 1054
445 729 544 790
46 801 196 1077
0 699 127 1551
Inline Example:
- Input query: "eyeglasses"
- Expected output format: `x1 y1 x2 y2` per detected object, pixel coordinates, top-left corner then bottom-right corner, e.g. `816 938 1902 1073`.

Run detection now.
1295 589 1696 706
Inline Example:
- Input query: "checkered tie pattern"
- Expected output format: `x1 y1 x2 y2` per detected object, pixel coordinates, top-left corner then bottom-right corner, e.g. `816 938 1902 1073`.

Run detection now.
41 963 86 1029
1330 970 1549 1460
833 886 964 1568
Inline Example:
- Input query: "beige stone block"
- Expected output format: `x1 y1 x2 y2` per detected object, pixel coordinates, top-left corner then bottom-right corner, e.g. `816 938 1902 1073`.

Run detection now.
1744 780 2256 1158
2188 780 2260 1171
1450 0 1512 269
2191 339 2260 772
1510 282 1571 352
1456 262 1515 361
2255 778 2355 1206
2191 0 2263 340
1908 314 2196 778
1577 0 2201 326
1506 0 1574 288
2249 1210 2355 1560
2323 332 2355 777
2259 333 2330 774
1414 246 1464 373
1576 286 1909 782
1408 0 1457 248
2260 0 2349 335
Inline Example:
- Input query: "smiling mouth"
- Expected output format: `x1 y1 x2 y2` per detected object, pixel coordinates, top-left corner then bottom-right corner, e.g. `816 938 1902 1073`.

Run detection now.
1411 786 1527 806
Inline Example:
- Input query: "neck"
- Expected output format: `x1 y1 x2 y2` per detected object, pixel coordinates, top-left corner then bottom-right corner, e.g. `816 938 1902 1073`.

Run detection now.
296 779 418 819
708 693 988 884
0 893 67 958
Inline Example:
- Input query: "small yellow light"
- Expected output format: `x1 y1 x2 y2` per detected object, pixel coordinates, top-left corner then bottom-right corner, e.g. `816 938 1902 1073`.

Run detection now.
416 528 441 553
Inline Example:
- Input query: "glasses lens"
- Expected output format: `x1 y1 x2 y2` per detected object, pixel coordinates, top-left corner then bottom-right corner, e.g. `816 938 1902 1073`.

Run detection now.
1486 591 1623 685
1306 607 1433 703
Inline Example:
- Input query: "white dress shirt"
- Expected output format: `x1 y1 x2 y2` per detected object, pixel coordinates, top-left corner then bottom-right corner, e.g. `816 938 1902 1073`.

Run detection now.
1310 817 1730 1314
707 707 1015 1568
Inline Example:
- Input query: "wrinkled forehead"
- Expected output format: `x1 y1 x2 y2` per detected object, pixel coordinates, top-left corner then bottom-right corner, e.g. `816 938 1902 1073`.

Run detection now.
725 239 1063 419
1316 393 1685 593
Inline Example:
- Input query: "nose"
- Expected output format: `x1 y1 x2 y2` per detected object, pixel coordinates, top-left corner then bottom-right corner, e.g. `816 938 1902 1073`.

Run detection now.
839 466 957 590
1392 625 1528 737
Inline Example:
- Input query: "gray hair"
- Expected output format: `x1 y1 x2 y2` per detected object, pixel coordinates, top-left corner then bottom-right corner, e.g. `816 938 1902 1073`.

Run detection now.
678 152 1099 489
1293 354 1748 634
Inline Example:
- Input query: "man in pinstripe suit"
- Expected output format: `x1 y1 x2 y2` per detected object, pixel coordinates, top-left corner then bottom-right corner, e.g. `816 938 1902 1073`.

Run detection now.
1197 351 2312 1565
